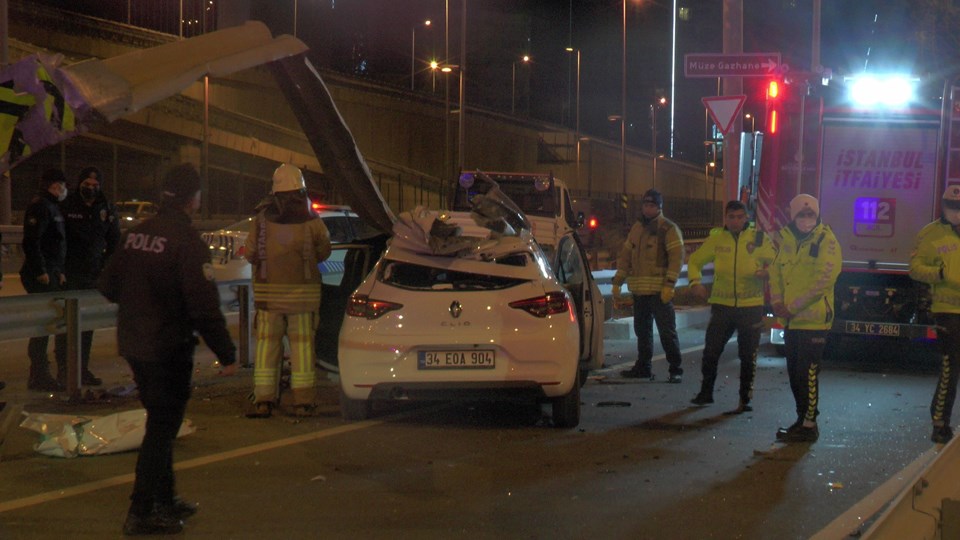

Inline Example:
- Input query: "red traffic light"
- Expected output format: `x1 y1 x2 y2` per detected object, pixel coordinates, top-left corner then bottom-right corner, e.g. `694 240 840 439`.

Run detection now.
767 80 780 100
588 217 599 229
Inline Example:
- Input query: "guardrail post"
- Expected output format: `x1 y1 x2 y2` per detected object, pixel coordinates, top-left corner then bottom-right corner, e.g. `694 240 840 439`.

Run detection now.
64 297 81 401
238 284 251 368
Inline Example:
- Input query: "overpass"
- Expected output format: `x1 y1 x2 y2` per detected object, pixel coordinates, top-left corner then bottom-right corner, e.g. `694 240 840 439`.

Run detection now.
4 0 721 227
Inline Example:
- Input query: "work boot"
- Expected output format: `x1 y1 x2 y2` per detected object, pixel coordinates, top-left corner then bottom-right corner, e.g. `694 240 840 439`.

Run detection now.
775 419 803 440
932 425 954 444
154 497 198 521
245 402 273 419
291 403 319 418
621 367 654 380
81 371 103 386
667 373 683 384
28 374 64 392
122 512 183 536
779 424 819 443
690 393 714 406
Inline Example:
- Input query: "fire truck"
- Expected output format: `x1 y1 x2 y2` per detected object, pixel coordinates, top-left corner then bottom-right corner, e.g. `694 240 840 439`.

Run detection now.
746 72 960 350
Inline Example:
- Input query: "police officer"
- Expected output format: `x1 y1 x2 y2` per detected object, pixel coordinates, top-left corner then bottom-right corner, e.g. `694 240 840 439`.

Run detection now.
769 194 841 443
245 163 331 418
20 169 69 391
910 185 960 444
55 166 120 386
688 201 777 412
612 189 685 383
98 163 237 536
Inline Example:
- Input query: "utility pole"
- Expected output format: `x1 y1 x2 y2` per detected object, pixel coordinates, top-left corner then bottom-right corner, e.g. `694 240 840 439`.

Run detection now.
721 0 743 209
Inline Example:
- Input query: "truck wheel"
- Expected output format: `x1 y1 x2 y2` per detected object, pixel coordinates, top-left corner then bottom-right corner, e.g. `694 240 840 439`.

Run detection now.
340 387 370 421
552 373 581 428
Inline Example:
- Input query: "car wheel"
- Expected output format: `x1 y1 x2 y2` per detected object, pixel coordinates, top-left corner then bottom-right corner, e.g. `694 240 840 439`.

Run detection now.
551 373 581 428
340 386 370 421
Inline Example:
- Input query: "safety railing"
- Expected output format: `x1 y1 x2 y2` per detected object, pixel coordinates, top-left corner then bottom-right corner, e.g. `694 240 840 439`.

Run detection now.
0 280 252 401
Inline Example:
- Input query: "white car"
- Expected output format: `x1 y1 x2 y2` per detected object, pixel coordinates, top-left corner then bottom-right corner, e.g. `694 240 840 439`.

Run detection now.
338 205 582 428
201 203 376 283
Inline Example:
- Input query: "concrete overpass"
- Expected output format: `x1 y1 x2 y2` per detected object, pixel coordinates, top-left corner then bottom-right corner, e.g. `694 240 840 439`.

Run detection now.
5 0 721 225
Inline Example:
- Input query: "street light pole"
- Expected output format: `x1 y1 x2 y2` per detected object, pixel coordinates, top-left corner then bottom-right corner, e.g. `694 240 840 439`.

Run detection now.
411 20 432 91
651 103 657 190
621 0 627 198
511 55 530 116
457 0 466 174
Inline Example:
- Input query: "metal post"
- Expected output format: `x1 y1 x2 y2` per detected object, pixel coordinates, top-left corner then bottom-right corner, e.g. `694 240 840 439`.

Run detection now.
621 0 627 197
511 62 516 115
651 103 657 189
457 0 466 173
238 284 251 367
575 49 581 187
202 75 210 219
179 0 183 38
410 26 416 91
293 0 298 38
64 297 81 400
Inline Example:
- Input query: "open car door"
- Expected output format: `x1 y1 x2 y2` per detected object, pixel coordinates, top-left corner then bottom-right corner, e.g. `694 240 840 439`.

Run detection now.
554 232 604 384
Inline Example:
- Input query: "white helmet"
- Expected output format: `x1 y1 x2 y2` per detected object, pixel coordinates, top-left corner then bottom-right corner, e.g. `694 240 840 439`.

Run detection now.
272 163 305 193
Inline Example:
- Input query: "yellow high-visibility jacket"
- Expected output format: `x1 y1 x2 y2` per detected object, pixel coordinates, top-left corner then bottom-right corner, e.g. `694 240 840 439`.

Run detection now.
612 213 684 295
910 218 960 314
688 225 777 307
769 222 842 330
246 214 331 314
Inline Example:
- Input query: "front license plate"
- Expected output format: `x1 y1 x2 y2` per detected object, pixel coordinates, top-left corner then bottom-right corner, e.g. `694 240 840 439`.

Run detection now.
418 350 496 369
844 321 901 337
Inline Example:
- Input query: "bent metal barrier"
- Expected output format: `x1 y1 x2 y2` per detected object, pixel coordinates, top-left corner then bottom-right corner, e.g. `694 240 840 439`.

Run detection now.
0 280 253 400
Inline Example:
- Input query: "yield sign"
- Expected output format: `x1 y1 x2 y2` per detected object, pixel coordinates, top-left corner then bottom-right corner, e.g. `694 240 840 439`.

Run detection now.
702 95 747 136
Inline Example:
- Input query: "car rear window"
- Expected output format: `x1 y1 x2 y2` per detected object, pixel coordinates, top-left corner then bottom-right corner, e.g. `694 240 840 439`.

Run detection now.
379 257 530 291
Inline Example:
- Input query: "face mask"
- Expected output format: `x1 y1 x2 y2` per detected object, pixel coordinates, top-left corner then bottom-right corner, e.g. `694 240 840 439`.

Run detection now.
795 216 817 234
57 186 68 202
945 208 960 225
80 186 98 201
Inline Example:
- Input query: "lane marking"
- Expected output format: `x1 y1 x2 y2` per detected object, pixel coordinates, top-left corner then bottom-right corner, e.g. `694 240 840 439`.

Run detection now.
0 411 426 514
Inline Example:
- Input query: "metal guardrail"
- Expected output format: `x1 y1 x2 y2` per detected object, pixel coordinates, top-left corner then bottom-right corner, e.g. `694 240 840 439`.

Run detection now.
0 280 252 400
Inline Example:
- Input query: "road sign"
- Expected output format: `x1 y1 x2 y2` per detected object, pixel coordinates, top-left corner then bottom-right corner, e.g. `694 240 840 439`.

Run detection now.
702 95 747 136
684 53 781 78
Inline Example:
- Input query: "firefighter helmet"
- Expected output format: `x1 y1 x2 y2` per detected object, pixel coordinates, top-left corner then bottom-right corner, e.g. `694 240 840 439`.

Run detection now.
272 163 305 193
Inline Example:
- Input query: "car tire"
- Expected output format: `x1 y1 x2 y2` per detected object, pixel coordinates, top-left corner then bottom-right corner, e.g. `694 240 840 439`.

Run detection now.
340 387 370 421
551 372 581 428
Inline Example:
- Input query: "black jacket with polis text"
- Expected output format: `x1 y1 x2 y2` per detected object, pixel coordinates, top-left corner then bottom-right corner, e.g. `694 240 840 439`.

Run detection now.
98 207 236 365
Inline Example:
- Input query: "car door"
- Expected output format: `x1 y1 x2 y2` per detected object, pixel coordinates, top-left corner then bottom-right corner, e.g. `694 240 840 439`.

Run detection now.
554 233 604 378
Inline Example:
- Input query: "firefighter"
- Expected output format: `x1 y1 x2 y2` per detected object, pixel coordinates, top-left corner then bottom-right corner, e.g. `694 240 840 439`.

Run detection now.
909 185 960 444
54 166 121 386
245 163 331 418
98 163 237 535
688 201 777 412
769 194 842 443
612 189 685 383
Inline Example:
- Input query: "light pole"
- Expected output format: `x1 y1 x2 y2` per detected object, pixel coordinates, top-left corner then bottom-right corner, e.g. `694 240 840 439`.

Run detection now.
650 96 666 189
411 19 432 91
566 47 581 185
621 0 627 197
293 0 297 38
745 113 755 132
511 55 530 115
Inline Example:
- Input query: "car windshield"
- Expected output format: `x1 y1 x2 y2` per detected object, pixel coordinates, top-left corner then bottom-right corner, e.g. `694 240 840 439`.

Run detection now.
379 257 530 291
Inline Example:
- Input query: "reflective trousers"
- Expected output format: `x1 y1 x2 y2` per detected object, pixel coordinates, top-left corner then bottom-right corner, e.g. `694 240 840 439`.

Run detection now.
253 310 317 406
632 294 683 376
784 329 826 424
698 304 764 403
127 346 193 516
931 314 960 427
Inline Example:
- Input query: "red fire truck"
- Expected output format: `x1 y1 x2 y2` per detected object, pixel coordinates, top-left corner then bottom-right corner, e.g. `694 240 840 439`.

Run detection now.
747 73 960 350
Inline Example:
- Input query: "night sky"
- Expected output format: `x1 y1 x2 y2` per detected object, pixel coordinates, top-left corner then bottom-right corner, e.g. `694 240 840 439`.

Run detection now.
33 0 941 164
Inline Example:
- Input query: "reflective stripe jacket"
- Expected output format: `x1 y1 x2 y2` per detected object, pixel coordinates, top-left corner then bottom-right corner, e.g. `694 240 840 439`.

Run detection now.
909 219 960 314
688 225 777 308
612 213 684 295
246 214 331 314
769 222 842 330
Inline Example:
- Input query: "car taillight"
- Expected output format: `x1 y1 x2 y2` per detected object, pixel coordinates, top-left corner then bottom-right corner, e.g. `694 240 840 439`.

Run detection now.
311 200 322 212
509 292 569 318
235 245 245 258
346 294 403 319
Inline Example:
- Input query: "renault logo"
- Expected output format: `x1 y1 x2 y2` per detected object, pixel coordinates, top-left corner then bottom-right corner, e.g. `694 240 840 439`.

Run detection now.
449 301 462 318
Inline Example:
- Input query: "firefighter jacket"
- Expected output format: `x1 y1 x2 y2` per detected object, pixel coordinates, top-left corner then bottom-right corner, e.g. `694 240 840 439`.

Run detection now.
245 208 332 314
61 190 120 286
909 218 960 314
97 207 236 365
688 225 777 308
612 213 684 295
768 222 842 330
20 190 66 283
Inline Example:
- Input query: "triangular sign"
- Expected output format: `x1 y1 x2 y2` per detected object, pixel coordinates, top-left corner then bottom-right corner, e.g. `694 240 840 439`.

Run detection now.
702 95 747 136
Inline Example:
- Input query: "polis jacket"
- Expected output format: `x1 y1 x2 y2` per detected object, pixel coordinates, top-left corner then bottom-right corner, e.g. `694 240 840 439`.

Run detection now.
768 222 842 330
612 213 684 295
688 225 777 308
909 218 960 314
98 207 236 364
61 190 120 285
20 190 66 282
245 208 332 314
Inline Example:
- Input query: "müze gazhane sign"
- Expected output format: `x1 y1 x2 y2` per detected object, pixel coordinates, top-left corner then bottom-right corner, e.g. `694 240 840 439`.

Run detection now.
684 53 781 78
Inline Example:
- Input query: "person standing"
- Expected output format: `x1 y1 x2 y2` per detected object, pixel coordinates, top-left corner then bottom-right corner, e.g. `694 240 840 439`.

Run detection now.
910 185 960 444
688 201 777 412
98 163 237 535
769 194 841 443
20 169 69 391
612 188 685 383
55 166 120 386
244 163 331 418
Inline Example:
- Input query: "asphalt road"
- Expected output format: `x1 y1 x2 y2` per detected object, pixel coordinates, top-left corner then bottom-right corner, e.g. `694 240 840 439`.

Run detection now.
0 320 945 539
